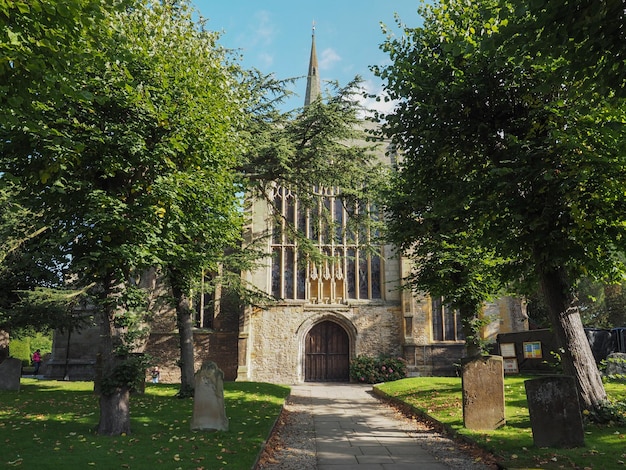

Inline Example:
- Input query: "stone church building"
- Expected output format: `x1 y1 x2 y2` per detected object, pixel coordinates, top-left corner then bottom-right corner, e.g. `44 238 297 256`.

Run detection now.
47 31 527 383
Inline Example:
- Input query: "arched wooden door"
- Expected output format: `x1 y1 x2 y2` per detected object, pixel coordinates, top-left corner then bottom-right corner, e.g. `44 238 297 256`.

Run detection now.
305 321 350 382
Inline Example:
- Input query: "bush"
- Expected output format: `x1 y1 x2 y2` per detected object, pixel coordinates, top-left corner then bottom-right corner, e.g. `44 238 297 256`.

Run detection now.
583 399 626 425
600 355 626 383
9 333 53 366
29 332 52 355
9 338 31 366
349 354 407 384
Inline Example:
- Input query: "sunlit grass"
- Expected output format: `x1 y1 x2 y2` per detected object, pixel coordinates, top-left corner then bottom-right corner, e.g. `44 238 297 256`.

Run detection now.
376 376 626 469
0 379 289 469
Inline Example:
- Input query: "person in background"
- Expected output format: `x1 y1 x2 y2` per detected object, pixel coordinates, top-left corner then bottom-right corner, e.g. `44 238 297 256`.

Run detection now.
32 349 42 376
151 366 160 383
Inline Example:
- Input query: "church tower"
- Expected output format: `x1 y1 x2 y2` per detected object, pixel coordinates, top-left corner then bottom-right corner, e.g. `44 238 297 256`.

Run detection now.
304 23 321 106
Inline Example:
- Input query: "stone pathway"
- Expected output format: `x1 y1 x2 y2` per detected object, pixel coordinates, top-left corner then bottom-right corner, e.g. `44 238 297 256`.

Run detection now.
257 383 494 469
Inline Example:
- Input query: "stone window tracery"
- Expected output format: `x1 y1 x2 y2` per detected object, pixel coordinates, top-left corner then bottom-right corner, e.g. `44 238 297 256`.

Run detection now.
271 186 382 302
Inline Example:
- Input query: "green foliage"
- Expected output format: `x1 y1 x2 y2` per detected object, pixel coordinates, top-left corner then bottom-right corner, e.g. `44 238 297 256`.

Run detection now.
378 0 620 409
378 0 626 297
600 355 626 383
376 0 512 358
583 399 626 426
2 286 92 335
546 347 565 373
0 380 289 469
526 278 626 329
349 354 407 384
28 332 52 355
8 338 30 366
2 0 249 433
9 332 52 367
503 0 626 95
100 354 151 395
460 311 495 356
0 181 47 270
239 74 388 268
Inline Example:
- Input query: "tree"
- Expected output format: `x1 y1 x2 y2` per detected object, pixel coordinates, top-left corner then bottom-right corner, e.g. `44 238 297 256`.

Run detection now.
121 1 248 399
160 171 243 398
495 0 626 94
1 0 247 434
0 238 80 334
0 0 109 132
238 74 389 262
376 0 626 412
164 69 388 395
0 181 48 270
382 121 508 356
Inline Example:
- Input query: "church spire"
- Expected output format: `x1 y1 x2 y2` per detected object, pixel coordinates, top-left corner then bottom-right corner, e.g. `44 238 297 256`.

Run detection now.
304 22 321 106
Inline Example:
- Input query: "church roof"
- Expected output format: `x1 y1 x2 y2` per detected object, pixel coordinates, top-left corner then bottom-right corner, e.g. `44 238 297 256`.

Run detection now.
304 23 321 106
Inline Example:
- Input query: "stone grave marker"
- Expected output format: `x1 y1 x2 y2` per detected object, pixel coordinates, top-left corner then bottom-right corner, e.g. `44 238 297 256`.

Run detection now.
191 361 229 432
604 353 626 376
0 357 23 391
525 376 584 448
461 355 505 430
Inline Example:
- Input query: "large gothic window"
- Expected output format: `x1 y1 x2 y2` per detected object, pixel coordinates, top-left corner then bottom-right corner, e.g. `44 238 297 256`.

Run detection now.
431 297 465 341
271 186 382 302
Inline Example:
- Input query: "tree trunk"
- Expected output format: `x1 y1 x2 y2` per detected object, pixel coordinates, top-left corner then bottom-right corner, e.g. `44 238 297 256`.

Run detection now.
538 267 607 411
97 386 131 435
95 276 132 435
604 283 626 327
170 269 196 398
459 302 484 358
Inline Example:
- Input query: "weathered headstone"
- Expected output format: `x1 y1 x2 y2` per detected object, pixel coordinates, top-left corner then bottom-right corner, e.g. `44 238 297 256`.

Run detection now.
191 361 229 432
604 352 626 376
525 376 584 448
461 355 505 430
0 358 23 391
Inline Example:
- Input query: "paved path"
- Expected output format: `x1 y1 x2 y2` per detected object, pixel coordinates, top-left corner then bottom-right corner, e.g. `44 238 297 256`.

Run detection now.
261 383 490 470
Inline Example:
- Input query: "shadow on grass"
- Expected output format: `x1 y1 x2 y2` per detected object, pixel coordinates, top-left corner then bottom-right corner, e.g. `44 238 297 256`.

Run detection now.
1 379 290 470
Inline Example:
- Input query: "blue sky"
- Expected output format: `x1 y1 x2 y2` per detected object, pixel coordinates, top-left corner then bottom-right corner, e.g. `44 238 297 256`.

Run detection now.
192 1 423 112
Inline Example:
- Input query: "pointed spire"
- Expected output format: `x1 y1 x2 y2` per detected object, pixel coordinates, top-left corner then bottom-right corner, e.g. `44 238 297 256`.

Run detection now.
304 21 321 106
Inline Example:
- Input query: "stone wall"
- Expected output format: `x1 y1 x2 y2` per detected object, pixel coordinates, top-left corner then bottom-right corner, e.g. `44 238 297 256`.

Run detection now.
238 300 403 383
46 324 101 380
404 343 466 376
143 331 239 382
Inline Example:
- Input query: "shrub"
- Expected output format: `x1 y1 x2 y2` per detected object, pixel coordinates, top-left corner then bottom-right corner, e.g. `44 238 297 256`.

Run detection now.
9 338 31 366
349 354 407 384
583 399 626 426
29 332 53 355
600 355 626 383
9 333 53 367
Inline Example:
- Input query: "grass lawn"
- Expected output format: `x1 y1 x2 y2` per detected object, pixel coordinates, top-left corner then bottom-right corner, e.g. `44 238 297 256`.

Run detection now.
375 376 626 469
0 379 289 469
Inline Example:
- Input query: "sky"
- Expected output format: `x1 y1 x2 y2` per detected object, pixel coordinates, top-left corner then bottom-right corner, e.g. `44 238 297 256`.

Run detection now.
192 1 423 113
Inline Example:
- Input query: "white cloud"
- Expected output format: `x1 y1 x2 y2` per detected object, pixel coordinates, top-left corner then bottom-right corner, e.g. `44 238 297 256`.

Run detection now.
319 48 341 70
356 79 398 118
257 52 274 69
254 10 275 46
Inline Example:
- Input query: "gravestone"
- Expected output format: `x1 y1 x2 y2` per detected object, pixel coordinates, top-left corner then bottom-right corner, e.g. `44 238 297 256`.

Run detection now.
0 358 23 391
525 376 584 448
604 352 626 376
461 355 505 430
191 361 229 432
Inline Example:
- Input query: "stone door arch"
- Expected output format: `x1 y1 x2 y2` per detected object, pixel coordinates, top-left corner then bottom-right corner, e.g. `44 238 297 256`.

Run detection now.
305 320 350 382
